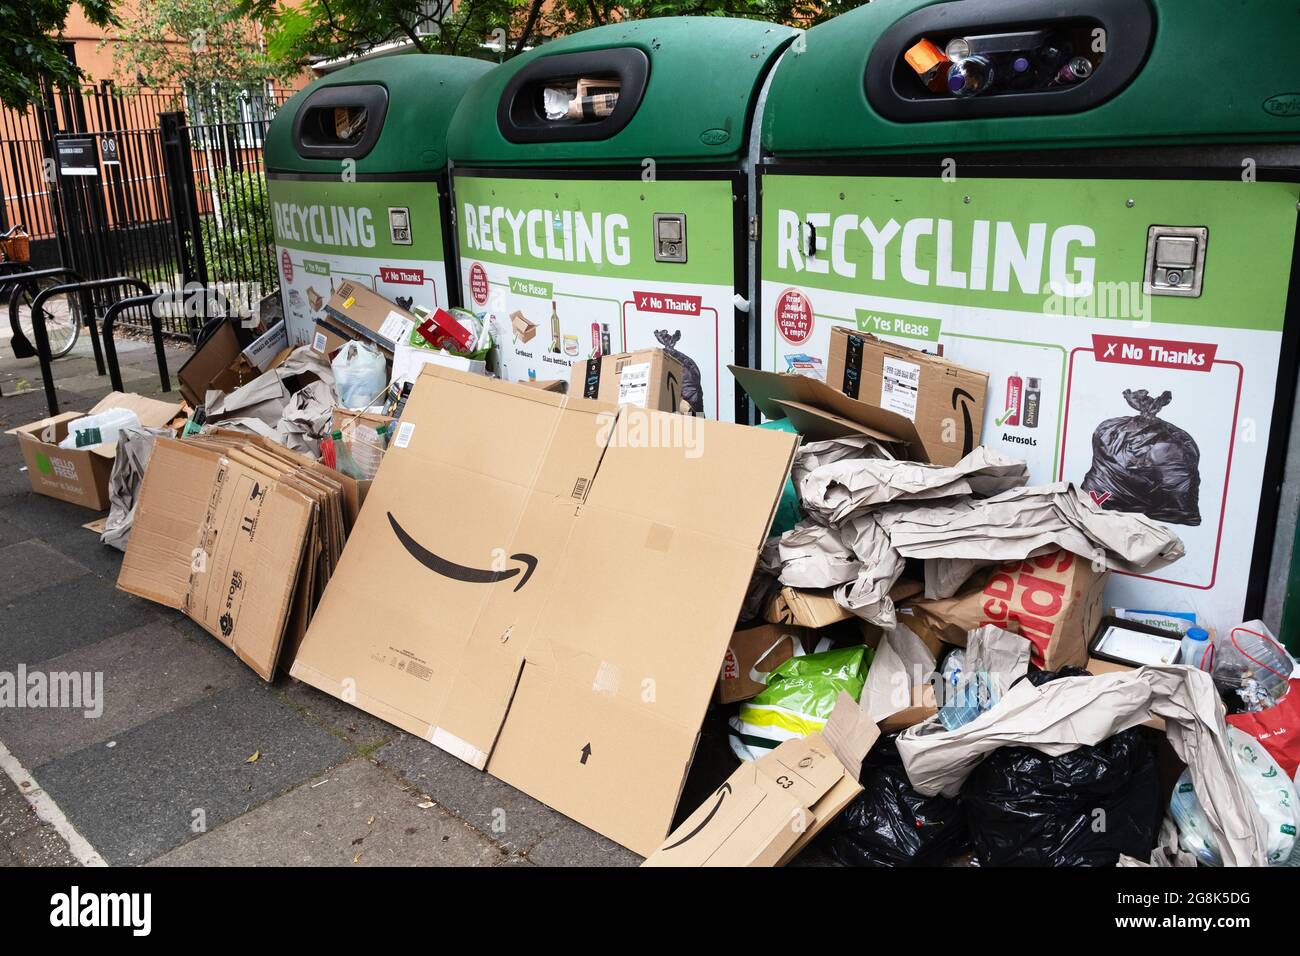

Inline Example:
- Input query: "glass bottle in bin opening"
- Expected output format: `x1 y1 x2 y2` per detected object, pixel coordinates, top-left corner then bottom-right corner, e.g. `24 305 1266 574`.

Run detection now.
550 300 561 353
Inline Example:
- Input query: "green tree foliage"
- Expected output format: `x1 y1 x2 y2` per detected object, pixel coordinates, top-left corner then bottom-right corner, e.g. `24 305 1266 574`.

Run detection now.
111 0 296 116
0 1 116 110
242 0 871 67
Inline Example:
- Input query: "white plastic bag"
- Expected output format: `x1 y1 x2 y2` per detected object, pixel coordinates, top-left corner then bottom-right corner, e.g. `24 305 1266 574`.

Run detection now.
1170 726 1299 865
331 341 387 409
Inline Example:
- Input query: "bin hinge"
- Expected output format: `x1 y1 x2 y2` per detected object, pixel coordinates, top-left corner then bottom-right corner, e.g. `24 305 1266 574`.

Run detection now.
748 216 758 242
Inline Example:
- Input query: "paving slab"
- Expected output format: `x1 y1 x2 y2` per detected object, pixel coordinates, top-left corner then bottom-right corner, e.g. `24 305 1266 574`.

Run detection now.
0 768 79 867
0 512 30 548
275 678 400 754
0 619 256 767
523 818 642 867
0 572 163 672
148 757 506 867
373 732 575 855
43 527 126 583
0 491 106 538
32 681 354 865
0 539 88 601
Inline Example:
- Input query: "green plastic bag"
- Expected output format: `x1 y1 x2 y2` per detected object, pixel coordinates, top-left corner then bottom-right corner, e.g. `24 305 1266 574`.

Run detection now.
760 418 802 537
728 645 872 761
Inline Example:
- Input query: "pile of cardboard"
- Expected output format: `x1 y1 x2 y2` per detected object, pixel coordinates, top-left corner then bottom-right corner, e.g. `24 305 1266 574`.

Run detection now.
116 429 364 679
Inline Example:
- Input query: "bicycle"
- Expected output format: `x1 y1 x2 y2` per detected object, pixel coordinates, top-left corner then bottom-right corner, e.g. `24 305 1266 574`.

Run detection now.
1 225 82 359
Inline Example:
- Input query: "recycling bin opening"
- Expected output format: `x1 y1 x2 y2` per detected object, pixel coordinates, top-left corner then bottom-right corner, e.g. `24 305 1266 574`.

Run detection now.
498 47 650 143
291 83 389 158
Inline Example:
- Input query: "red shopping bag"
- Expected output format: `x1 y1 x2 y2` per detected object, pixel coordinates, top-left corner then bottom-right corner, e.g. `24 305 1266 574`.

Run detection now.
1227 679 1300 778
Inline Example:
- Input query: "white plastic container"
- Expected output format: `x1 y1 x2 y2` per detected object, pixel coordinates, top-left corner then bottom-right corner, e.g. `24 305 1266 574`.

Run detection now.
1178 627 1214 671
57 407 141 450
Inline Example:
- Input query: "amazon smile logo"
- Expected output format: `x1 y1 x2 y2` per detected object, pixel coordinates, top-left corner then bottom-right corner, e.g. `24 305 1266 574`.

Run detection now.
388 513 538 591
951 387 976 457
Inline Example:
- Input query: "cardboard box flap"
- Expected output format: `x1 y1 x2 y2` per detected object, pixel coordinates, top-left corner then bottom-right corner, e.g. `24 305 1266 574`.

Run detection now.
5 411 82 439
774 399 907 448
730 364 926 461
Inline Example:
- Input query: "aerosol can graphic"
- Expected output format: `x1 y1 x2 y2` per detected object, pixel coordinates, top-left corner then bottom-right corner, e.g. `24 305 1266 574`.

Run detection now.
1002 373 1023 427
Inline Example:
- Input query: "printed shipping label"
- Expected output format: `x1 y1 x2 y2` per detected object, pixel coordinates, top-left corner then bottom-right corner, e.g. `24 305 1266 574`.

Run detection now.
378 311 414 345
881 355 921 421
393 422 416 449
617 362 652 408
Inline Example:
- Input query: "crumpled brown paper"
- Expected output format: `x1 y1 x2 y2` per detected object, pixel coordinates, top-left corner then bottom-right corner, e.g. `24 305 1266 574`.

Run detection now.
799 446 1028 526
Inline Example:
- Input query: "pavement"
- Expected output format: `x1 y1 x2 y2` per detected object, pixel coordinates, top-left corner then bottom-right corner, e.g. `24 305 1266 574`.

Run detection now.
0 322 823 867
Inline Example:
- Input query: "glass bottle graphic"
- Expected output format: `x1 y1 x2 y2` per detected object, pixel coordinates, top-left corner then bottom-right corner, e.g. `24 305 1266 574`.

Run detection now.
549 300 561 353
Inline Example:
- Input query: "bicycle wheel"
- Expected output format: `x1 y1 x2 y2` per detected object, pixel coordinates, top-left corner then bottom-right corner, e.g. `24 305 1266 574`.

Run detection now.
12 279 81 358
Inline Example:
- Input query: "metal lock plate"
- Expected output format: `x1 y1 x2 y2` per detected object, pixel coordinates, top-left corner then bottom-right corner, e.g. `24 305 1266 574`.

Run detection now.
653 213 687 263
1144 225 1208 297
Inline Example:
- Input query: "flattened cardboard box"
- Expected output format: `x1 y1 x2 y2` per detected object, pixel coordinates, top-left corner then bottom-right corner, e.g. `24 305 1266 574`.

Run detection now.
730 364 926 461
314 280 412 356
291 366 798 854
826 327 988 466
642 735 862 866
569 348 685 412
5 392 183 510
117 438 313 679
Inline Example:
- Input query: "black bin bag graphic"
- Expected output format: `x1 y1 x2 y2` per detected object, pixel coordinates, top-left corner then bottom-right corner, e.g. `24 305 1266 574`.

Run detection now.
1081 389 1201 526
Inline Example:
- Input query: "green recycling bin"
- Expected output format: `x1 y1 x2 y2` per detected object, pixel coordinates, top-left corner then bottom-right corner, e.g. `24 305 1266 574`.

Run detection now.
446 17 798 421
265 54 492 348
757 0 1300 642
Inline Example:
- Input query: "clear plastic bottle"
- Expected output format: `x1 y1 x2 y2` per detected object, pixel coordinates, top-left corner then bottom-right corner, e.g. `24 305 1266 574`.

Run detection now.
349 423 386 479
331 429 366 480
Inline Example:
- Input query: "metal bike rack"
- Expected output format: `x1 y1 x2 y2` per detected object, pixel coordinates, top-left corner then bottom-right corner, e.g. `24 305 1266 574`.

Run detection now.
3 267 84 359
102 292 170 395
30 276 151 416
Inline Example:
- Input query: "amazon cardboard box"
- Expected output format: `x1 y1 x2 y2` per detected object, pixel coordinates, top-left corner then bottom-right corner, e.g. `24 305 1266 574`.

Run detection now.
290 365 798 854
825 327 987 466
6 392 184 510
642 735 862 866
569 348 684 412
313 281 413 356
730 363 926 462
